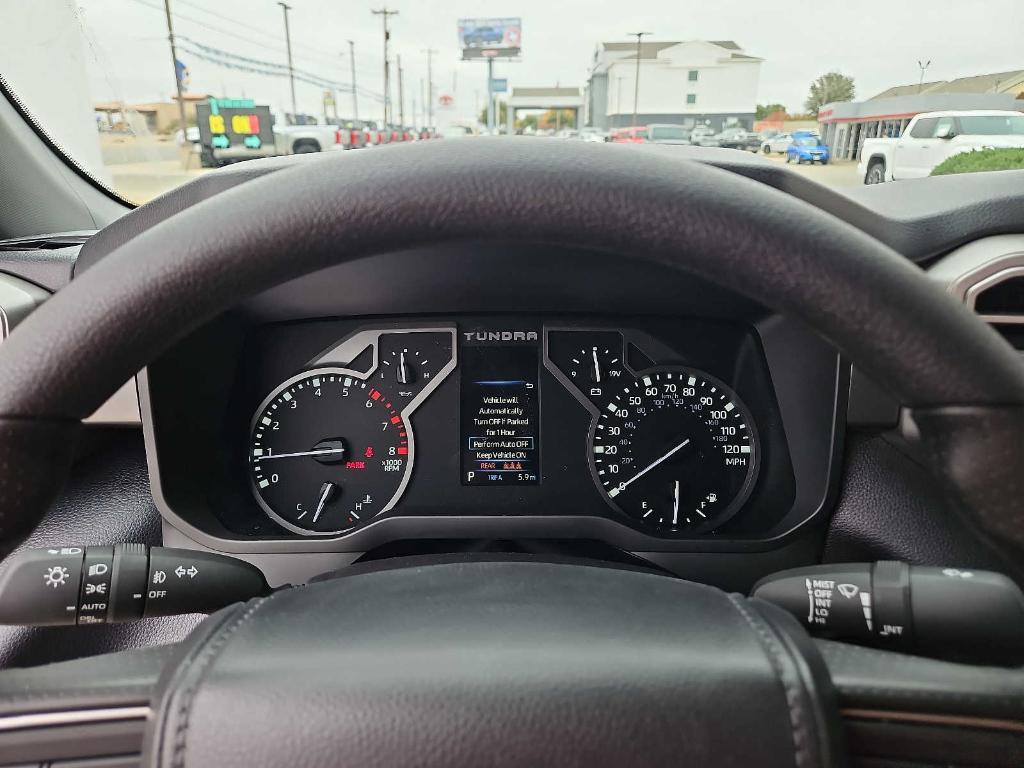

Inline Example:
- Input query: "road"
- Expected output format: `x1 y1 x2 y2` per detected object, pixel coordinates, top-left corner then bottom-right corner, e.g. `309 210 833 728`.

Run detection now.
100 133 208 203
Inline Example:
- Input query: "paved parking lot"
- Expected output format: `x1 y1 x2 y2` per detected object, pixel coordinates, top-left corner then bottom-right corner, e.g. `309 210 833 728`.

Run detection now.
758 152 862 188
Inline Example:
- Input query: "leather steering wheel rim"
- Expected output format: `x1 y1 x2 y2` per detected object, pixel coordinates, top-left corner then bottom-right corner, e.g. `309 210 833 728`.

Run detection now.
0 139 1021 553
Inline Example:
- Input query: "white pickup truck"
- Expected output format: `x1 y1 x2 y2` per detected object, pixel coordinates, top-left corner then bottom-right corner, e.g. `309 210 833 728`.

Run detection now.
858 110 1024 184
273 124 354 154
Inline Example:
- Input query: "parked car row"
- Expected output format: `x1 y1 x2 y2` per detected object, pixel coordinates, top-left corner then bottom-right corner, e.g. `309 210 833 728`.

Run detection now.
274 123 438 156
607 124 763 151
185 121 441 168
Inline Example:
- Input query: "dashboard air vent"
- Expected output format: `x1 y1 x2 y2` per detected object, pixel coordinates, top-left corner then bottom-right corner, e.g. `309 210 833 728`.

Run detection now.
974 275 1024 316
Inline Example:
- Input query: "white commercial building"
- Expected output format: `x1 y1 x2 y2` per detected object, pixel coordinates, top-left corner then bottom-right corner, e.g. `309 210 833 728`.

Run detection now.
586 40 763 131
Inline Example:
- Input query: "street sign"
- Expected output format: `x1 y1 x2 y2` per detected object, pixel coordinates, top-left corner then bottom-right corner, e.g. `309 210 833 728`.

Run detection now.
491 78 508 93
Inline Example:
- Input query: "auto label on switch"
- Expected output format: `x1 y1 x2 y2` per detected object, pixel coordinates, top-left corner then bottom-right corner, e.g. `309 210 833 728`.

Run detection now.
78 547 114 625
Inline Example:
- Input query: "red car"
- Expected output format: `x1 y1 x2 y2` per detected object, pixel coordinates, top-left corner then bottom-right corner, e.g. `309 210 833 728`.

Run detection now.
609 126 648 143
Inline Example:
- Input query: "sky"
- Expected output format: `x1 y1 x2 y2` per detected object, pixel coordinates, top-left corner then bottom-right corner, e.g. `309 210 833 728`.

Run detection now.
12 0 1024 125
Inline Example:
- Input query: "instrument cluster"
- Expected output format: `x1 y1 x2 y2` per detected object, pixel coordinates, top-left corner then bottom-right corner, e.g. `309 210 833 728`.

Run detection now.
230 318 789 541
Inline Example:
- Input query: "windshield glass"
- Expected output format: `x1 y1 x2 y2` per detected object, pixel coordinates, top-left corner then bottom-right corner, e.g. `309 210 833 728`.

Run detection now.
795 137 819 146
957 115 1024 135
2 0 1023 203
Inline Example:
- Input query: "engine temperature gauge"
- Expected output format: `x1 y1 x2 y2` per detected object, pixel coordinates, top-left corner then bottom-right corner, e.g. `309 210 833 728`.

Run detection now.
373 331 452 402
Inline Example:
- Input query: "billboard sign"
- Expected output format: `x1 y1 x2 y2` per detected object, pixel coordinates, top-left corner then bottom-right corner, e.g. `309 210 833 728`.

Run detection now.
458 18 521 60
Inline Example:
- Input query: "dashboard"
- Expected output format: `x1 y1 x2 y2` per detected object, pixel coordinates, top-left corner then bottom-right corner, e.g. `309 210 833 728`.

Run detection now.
137 238 845 590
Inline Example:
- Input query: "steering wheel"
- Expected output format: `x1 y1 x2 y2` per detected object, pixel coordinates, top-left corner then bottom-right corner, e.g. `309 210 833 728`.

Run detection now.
0 140 1022 766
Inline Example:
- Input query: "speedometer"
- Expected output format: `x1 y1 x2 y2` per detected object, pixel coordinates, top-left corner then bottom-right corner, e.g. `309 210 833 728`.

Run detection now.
591 368 759 533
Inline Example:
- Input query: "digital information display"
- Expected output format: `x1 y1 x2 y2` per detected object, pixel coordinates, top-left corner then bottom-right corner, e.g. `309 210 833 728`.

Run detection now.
460 335 540 485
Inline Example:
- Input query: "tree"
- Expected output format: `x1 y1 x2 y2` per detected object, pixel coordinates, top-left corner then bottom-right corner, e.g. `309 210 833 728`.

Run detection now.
755 103 787 120
804 72 855 115
478 102 509 127
477 106 577 133
537 109 576 130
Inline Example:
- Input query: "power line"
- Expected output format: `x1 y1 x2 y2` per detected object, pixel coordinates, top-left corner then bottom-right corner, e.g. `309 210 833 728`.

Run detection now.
173 36 383 97
126 0 379 76
174 40 384 101
173 0 285 45
121 0 388 103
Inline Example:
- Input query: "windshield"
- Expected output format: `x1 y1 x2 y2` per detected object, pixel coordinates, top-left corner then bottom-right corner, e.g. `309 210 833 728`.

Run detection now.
649 126 689 140
795 137 819 146
2 0 1024 203
957 115 1024 135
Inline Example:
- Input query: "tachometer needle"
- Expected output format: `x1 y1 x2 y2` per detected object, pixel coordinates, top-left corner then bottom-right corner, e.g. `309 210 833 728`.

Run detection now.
616 439 690 493
673 480 680 525
257 447 346 461
312 481 335 523
592 347 601 383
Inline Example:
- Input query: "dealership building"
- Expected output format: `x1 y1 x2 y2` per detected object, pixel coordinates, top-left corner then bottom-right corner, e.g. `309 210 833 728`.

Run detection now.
585 40 762 131
818 70 1024 161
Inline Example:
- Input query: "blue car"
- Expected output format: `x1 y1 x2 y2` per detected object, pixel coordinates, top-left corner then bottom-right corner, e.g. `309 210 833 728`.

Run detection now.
786 133 830 164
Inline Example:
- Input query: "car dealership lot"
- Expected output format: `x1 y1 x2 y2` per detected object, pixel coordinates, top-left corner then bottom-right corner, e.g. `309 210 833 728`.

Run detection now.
101 133 864 204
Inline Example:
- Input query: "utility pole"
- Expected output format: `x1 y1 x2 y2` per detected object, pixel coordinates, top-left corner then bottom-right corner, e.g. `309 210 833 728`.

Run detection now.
397 54 405 127
917 59 931 93
423 48 437 129
162 0 188 136
278 2 297 122
347 40 358 119
627 32 650 128
372 8 399 125
486 58 495 132
420 77 425 129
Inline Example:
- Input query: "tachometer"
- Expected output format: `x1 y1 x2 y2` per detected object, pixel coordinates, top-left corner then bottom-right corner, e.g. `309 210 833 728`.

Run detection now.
249 370 409 535
591 368 759 533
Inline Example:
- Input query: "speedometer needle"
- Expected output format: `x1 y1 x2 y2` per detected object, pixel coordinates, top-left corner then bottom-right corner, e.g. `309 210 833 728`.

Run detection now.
257 448 346 461
617 439 690 492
